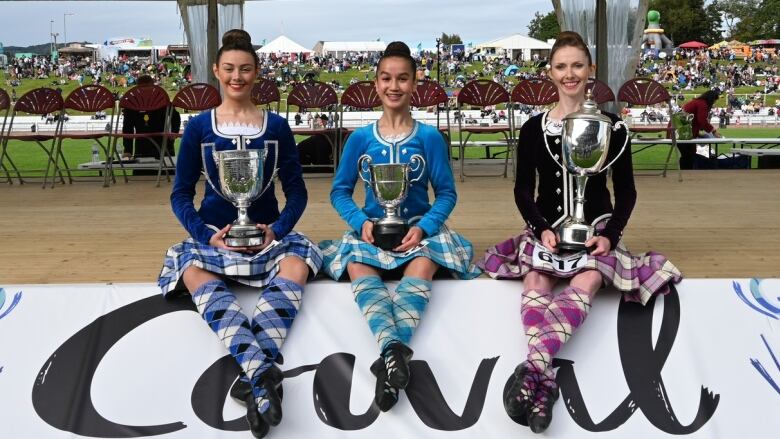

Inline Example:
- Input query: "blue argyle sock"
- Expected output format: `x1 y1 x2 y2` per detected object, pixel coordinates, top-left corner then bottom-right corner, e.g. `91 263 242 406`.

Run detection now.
392 276 432 345
352 275 399 352
191 279 265 398
250 276 303 413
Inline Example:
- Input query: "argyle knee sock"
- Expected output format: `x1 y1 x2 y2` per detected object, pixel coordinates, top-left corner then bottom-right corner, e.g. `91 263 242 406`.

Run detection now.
352 275 399 353
250 277 303 413
392 276 432 345
191 279 266 401
518 288 554 405
528 286 593 375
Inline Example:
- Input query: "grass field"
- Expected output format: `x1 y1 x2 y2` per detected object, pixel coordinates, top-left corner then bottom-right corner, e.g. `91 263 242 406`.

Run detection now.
2 126 776 181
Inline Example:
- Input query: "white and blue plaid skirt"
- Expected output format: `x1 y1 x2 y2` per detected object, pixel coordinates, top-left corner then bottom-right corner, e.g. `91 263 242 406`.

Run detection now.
319 224 482 280
158 231 323 297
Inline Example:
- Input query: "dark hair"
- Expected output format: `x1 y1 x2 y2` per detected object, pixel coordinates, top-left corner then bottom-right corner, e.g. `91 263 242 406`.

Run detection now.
378 41 417 75
216 29 259 68
550 31 592 66
697 89 720 107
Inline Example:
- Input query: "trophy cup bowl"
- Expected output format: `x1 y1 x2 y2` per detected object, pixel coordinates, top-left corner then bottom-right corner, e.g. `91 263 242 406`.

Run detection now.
215 149 266 247
359 154 425 251
557 96 615 251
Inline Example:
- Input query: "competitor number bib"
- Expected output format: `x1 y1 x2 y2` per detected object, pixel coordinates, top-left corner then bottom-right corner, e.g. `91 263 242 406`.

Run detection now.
531 243 588 273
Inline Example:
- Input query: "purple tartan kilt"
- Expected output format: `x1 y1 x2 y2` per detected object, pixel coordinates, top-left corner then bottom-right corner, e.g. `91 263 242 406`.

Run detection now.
476 229 682 305
157 231 323 297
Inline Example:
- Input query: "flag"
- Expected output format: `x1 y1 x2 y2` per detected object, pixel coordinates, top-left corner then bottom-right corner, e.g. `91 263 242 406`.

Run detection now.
417 42 422 51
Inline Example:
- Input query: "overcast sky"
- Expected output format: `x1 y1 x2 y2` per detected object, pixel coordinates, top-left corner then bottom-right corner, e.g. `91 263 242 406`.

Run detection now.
0 0 554 49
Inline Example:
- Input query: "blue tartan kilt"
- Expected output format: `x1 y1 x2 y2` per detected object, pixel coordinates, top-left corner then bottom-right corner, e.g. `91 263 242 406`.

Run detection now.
158 230 323 297
318 224 482 281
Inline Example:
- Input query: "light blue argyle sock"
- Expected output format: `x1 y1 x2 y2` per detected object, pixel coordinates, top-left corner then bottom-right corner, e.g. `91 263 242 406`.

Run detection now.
352 275 400 352
392 276 432 345
250 277 303 413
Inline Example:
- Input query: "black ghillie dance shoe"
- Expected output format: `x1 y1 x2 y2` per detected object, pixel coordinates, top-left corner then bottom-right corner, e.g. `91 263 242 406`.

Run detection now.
370 357 399 412
382 342 413 389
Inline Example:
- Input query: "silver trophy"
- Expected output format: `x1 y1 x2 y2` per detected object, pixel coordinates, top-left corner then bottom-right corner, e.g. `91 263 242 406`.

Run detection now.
203 140 278 247
358 154 426 250
557 92 629 251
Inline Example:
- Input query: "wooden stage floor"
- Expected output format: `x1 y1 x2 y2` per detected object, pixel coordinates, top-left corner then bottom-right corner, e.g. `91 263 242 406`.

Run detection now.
1 169 778 283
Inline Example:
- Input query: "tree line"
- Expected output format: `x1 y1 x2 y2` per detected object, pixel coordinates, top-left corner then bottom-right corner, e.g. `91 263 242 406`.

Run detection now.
528 1 780 45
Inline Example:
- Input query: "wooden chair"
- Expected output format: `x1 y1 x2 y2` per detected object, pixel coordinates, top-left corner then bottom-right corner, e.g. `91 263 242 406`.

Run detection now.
110 85 173 186
411 80 452 163
339 81 381 155
0 89 15 184
54 85 119 186
286 80 341 174
587 78 615 105
618 78 681 180
0 87 65 186
250 78 281 113
456 79 512 181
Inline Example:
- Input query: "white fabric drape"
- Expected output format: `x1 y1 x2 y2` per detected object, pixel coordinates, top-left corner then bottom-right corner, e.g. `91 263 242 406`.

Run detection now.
178 0 244 84
555 0 648 104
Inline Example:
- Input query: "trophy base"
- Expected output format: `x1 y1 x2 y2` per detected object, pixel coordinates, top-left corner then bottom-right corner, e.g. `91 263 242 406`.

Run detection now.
224 224 264 248
373 222 408 251
558 222 593 252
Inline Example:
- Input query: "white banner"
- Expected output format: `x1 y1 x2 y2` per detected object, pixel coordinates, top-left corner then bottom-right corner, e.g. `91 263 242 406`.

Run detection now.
0 279 779 438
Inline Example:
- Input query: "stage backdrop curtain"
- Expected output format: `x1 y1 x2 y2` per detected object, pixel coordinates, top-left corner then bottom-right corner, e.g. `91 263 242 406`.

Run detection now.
178 0 244 84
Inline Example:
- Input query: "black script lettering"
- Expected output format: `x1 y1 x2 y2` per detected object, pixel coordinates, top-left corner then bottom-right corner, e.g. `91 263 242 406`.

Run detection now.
191 355 247 431
406 357 499 430
554 285 720 433
311 353 381 430
32 295 192 437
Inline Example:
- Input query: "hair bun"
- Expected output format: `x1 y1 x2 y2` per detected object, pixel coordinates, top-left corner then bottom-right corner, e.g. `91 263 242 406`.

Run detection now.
222 29 252 48
384 41 411 57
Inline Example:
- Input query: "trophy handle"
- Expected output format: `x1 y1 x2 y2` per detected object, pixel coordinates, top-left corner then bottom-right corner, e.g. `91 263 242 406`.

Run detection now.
256 140 279 198
358 154 372 184
600 120 631 171
201 143 232 203
408 153 426 183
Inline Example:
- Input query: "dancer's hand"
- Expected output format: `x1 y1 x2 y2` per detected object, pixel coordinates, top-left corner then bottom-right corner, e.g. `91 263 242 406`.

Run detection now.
243 224 275 253
540 229 558 253
361 220 375 244
394 226 424 252
585 235 610 256
209 224 248 252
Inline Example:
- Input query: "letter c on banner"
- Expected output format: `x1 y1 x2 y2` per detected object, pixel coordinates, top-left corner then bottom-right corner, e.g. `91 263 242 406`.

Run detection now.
32 295 192 437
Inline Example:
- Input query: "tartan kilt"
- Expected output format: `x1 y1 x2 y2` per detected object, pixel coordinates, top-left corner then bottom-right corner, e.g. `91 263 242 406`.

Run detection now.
319 224 482 281
476 228 682 305
158 231 323 297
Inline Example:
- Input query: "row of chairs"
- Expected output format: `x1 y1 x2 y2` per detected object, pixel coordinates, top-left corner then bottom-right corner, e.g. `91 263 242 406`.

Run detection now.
0 83 221 187
0 76 676 187
453 76 678 181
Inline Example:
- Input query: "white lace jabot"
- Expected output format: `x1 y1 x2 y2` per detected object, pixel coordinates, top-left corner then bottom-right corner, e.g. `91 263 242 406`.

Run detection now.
381 131 411 143
217 121 262 136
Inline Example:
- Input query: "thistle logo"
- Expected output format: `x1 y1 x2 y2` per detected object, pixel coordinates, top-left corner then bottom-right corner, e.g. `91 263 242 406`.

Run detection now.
0 287 22 321
732 279 780 396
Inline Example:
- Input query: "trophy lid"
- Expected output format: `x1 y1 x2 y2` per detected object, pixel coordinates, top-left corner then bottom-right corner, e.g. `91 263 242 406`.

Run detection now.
562 91 612 125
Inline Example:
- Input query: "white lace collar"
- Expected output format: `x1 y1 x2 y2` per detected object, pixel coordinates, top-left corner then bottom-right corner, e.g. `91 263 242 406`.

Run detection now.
216 121 262 136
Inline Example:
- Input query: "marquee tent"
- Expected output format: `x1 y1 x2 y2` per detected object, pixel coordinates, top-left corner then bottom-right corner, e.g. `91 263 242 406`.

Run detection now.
678 40 708 49
312 41 387 58
256 35 313 55
474 34 552 61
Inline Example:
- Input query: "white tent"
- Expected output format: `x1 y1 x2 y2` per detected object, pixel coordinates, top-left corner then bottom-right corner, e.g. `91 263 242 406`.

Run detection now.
256 35 313 55
475 34 552 61
313 41 387 58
